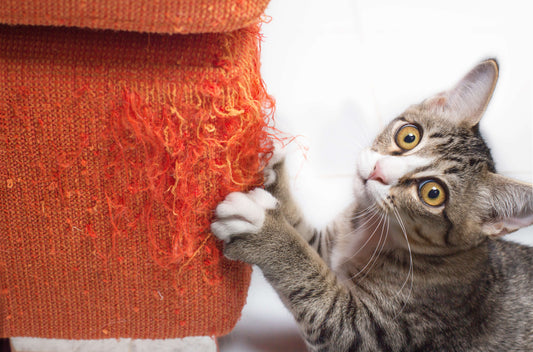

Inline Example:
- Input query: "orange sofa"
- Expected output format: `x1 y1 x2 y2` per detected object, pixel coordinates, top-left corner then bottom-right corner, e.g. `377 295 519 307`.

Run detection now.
0 0 273 344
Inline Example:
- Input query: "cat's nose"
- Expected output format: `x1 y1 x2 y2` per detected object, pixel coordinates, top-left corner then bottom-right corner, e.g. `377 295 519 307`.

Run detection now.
368 161 388 185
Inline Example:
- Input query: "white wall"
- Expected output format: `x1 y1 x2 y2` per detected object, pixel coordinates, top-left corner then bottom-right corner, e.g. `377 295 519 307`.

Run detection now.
261 0 533 236
220 1 533 350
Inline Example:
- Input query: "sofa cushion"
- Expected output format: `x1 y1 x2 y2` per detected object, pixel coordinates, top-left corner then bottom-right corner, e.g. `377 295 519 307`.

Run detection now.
0 22 273 339
0 0 270 34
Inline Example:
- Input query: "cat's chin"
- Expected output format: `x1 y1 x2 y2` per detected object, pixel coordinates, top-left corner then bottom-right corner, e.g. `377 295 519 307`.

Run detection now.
353 175 390 212
365 180 390 205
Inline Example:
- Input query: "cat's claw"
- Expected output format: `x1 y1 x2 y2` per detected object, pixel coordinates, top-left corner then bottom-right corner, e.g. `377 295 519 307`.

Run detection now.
264 140 287 187
211 188 278 242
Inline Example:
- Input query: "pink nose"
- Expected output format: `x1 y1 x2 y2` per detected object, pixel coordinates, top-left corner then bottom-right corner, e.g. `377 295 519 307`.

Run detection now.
368 161 388 185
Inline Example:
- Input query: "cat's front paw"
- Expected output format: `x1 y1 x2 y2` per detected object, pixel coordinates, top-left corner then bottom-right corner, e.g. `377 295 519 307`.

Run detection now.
211 188 278 244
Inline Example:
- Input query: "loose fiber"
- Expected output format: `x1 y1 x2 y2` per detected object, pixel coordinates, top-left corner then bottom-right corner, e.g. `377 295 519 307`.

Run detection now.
0 21 273 339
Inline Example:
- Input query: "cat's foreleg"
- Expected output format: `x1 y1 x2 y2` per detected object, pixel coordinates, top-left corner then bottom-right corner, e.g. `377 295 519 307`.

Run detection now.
264 150 313 239
265 152 344 263
211 188 361 352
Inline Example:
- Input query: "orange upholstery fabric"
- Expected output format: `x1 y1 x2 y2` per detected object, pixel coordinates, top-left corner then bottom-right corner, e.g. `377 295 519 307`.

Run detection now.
0 0 271 34
0 19 273 339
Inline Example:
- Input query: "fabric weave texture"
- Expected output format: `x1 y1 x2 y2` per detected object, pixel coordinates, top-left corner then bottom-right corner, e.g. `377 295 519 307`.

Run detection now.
0 16 273 339
0 0 271 34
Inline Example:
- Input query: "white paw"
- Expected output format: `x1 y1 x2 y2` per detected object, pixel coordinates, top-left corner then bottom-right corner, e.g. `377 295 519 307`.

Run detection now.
211 188 278 242
263 140 287 187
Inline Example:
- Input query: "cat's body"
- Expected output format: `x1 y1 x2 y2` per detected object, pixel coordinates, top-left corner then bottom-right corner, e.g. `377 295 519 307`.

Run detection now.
212 59 533 351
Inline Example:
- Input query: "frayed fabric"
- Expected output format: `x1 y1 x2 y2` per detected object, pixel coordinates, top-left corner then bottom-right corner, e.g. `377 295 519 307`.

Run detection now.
0 22 274 339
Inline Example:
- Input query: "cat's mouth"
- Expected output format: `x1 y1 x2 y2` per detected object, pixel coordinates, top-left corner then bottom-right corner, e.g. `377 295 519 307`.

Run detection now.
362 177 393 212
354 169 390 212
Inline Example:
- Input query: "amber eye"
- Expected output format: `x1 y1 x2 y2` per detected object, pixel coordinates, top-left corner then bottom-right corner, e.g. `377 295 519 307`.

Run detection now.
395 124 421 151
419 180 446 207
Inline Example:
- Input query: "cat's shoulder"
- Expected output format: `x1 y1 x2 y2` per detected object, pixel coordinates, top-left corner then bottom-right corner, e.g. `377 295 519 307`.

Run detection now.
489 238 533 256
487 238 533 277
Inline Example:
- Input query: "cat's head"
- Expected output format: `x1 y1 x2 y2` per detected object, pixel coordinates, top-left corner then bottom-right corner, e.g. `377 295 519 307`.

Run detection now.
356 59 533 254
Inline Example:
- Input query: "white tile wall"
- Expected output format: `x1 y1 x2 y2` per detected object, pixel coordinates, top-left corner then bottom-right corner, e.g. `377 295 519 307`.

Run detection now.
220 1 533 350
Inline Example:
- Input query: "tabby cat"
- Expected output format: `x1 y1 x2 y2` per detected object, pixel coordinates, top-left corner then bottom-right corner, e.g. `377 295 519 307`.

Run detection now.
211 59 533 351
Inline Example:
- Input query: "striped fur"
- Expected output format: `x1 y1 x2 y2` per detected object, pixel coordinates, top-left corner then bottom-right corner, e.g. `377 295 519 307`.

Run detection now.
212 59 533 351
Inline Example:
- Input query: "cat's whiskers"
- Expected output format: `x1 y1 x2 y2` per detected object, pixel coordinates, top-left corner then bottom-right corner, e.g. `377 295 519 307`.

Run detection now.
349 207 381 233
347 212 385 279
341 208 383 258
350 203 379 220
392 207 414 321
354 211 390 283
349 210 389 280
338 205 382 243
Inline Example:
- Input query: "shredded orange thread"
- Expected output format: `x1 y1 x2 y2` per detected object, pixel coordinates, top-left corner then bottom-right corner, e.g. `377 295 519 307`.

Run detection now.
177 233 213 276
102 33 280 270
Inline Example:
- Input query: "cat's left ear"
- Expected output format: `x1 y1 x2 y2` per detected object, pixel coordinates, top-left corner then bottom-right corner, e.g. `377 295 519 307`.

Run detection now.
424 59 499 127
480 173 533 237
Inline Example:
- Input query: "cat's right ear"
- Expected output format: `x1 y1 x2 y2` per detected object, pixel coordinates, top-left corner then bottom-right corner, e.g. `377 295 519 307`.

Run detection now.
424 59 499 128
479 173 533 238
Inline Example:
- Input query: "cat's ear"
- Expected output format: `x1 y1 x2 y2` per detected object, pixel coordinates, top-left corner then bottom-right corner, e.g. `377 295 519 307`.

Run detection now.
479 173 533 237
424 59 499 127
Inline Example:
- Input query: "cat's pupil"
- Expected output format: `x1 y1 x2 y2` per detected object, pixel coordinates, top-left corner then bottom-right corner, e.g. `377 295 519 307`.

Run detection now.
428 187 440 199
404 134 416 144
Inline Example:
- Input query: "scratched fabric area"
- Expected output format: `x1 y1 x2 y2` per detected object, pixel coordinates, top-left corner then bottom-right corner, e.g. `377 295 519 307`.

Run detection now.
0 21 274 339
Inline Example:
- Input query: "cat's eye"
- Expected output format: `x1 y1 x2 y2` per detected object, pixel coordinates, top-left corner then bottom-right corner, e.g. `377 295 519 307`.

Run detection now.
419 180 446 207
395 124 421 151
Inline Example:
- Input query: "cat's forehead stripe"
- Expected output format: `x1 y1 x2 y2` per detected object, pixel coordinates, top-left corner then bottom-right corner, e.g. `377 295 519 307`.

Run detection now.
428 132 446 139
